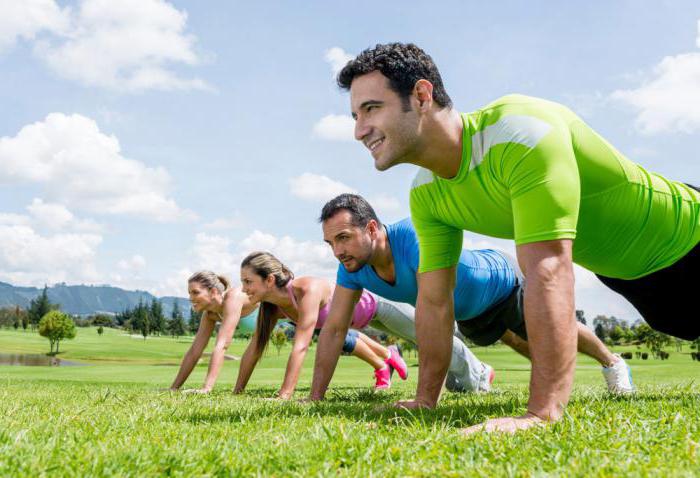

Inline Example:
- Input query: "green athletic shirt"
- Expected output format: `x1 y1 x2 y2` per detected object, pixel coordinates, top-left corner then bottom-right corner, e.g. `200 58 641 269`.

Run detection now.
410 94 700 279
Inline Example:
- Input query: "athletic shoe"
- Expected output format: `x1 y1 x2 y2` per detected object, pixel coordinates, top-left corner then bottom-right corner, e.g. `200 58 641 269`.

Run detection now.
374 366 391 390
476 364 495 393
602 355 635 394
445 363 495 392
385 344 408 380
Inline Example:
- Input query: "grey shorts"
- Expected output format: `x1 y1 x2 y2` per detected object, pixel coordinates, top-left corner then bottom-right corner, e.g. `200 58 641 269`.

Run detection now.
456 282 526 346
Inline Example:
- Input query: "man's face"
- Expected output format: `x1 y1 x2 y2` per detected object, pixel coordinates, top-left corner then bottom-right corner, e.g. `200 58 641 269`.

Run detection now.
350 71 421 171
322 210 375 273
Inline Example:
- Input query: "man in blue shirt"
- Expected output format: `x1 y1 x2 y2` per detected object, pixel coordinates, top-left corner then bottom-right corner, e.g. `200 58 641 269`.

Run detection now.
309 194 633 401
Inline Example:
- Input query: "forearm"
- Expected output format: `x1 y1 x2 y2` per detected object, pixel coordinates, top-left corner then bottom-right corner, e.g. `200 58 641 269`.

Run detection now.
523 265 576 420
414 301 453 407
310 326 348 400
170 347 202 389
202 344 229 391
233 346 260 393
279 346 308 397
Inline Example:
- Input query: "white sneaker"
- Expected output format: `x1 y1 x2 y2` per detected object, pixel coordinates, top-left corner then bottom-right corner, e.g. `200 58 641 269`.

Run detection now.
477 364 495 392
602 355 635 394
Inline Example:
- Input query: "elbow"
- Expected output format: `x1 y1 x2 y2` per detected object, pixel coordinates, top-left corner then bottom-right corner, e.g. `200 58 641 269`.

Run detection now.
527 256 574 290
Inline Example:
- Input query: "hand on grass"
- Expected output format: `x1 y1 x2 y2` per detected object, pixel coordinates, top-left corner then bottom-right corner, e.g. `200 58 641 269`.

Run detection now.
461 413 545 435
181 388 211 395
392 399 434 410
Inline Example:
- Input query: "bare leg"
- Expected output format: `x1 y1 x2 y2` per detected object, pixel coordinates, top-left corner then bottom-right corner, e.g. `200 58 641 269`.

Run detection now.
350 337 387 369
500 323 618 366
500 330 531 358
355 331 390 360
576 324 617 366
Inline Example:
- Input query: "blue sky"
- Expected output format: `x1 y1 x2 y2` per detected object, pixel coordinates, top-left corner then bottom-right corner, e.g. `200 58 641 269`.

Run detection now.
1 0 699 322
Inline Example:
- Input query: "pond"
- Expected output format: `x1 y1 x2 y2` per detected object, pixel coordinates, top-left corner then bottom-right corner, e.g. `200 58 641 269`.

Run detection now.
0 353 85 367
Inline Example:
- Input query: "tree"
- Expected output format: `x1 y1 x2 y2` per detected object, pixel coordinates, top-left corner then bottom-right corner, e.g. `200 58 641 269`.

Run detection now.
271 328 288 356
97 326 104 336
594 323 606 341
38 311 76 354
575 309 586 326
398 339 417 359
150 299 166 336
168 305 186 338
28 286 55 329
188 307 201 334
138 304 149 340
609 325 624 344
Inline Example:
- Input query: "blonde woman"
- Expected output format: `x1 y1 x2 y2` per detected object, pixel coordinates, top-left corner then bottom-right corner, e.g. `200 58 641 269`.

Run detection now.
169 271 257 393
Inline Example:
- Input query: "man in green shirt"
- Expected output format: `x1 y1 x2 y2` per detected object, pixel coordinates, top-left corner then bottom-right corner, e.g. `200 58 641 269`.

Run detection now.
337 42 699 434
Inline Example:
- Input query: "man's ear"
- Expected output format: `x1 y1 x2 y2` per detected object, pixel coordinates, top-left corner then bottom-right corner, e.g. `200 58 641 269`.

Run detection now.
414 79 434 111
366 219 380 238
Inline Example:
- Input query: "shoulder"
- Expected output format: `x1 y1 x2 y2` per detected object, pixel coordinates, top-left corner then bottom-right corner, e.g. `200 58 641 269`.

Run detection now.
411 167 436 191
292 276 329 298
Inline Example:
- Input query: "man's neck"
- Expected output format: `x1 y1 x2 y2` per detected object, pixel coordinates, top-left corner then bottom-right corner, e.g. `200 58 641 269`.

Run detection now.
411 108 464 179
369 226 396 283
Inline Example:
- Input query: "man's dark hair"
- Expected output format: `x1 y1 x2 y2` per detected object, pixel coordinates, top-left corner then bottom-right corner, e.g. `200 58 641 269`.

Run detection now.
337 42 452 109
319 194 381 227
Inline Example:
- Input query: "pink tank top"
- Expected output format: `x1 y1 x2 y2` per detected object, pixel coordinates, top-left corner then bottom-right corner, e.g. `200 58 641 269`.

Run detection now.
282 282 377 329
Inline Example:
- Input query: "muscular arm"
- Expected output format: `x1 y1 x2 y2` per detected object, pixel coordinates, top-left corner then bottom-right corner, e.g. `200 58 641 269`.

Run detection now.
170 312 216 390
403 266 456 408
201 291 255 391
517 239 576 420
277 288 323 399
309 286 362 400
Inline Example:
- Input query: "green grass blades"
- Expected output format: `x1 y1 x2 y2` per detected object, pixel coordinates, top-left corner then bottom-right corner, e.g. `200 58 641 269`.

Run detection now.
1 328 698 476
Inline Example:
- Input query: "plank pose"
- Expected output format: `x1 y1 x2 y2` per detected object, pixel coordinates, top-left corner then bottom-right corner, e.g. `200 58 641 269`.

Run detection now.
309 194 633 401
235 251 407 397
337 42 698 433
169 271 256 393
170 267 404 394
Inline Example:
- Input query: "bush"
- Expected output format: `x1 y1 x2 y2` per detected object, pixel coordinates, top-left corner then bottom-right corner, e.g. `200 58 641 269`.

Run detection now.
620 352 633 360
641 353 648 360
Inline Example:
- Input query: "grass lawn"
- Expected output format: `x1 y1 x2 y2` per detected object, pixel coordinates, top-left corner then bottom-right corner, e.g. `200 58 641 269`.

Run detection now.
1 327 698 476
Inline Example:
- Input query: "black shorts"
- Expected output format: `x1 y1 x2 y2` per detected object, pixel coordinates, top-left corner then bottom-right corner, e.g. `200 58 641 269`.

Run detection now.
595 183 700 341
456 283 527 346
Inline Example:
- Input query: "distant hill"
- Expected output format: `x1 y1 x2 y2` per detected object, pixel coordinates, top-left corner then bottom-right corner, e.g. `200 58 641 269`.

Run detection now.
0 281 191 317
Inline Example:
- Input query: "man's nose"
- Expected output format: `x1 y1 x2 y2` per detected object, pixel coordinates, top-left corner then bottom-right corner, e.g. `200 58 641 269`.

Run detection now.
354 119 370 141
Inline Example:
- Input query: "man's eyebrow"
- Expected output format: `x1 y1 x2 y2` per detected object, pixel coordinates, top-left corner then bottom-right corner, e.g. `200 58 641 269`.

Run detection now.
359 100 383 109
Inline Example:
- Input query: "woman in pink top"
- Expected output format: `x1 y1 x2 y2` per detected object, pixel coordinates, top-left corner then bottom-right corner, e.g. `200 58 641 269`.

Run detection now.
234 251 407 399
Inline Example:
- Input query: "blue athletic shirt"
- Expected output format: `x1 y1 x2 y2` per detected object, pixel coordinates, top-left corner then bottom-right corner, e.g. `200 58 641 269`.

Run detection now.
336 218 517 320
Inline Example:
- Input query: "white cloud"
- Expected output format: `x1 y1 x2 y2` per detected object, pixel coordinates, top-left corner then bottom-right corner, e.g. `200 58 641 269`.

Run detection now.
289 173 356 202
324 46 353 76
0 113 193 222
118 254 146 271
610 20 700 134
26 198 102 232
312 114 355 142
238 230 337 280
0 223 101 286
1 0 209 92
191 232 237 276
0 0 69 52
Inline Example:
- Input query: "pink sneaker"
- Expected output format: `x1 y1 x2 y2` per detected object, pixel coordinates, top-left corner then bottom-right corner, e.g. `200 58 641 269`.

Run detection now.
386 345 408 380
374 366 391 390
